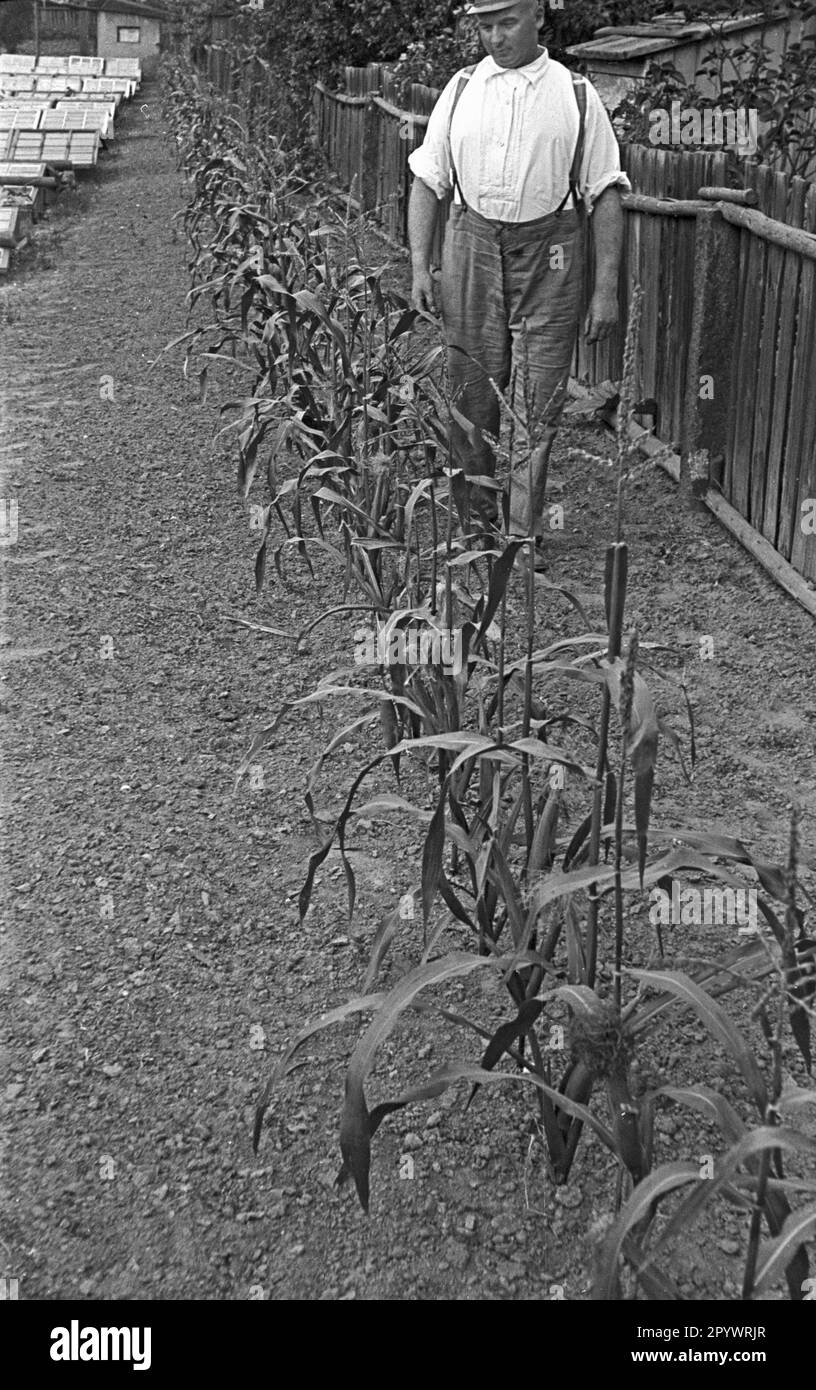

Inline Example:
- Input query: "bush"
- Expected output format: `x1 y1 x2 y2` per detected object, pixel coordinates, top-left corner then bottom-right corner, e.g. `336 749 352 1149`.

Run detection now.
0 0 31 52
387 30 482 101
613 1 816 179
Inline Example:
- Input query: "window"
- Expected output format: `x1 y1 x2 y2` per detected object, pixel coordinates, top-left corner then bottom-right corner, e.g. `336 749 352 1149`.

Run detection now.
117 27 141 44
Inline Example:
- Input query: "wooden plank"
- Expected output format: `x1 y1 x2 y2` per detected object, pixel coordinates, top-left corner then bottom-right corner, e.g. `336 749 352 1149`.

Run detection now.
628 149 649 405
651 149 675 447
672 148 710 446
678 149 717 444
776 177 812 559
750 169 788 533
340 95 348 185
729 166 770 519
661 149 681 445
390 110 399 240
625 145 643 398
632 147 654 407
678 149 717 445
789 185 816 581
763 175 807 554
722 186 751 506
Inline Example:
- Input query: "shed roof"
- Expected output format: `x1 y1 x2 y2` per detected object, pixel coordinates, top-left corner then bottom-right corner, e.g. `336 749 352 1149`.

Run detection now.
86 1 168 20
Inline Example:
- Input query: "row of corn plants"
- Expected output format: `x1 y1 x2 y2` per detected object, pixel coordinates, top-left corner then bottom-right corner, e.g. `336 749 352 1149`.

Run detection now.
162 50 816 1299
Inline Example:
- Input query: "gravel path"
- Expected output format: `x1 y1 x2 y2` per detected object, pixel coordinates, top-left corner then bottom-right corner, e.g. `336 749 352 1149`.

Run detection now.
1 83 814 1303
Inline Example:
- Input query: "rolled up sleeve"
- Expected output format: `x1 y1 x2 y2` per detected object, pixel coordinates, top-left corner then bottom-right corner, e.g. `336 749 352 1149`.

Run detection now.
580 82 632 214
407 73 461 201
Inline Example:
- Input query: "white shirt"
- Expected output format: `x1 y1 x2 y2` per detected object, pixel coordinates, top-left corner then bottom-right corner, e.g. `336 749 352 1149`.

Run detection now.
408 48 631 221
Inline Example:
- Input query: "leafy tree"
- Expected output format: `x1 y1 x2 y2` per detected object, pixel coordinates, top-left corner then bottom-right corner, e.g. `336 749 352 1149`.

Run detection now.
174 0 807 120
0 0 33 52
161 0 244 51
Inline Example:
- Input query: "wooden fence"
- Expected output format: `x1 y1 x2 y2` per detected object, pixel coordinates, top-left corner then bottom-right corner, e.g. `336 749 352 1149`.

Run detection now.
727 173 816 578
313 67 447 261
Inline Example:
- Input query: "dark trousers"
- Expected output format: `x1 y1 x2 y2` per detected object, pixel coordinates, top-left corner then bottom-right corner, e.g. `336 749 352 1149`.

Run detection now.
441 203 584 535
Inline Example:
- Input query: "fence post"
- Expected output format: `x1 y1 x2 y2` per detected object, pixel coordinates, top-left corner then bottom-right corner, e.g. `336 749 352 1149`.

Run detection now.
680 206 741 497
361 98 379 214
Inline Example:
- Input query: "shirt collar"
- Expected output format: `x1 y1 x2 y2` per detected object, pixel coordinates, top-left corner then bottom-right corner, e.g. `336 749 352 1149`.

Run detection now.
482 46 550 84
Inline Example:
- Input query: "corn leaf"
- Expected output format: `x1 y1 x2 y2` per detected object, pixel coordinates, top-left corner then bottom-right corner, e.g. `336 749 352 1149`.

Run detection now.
752 1205 816 1296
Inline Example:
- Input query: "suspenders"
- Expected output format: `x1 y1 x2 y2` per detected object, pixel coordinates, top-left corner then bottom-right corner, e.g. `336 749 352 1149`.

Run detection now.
447 68 588 218
447 64 477 208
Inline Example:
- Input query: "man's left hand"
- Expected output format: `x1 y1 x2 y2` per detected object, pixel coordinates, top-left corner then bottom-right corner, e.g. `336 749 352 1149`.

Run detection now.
584 287 619 344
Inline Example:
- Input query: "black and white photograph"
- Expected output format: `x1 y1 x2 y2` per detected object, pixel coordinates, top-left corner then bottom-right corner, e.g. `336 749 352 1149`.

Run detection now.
1 0 815 1348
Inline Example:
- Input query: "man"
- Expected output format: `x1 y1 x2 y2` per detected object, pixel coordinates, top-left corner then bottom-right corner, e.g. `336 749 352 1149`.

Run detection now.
408 0 630 551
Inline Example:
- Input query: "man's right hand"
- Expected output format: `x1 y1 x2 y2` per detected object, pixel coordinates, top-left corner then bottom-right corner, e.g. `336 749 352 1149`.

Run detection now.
411 267 437 315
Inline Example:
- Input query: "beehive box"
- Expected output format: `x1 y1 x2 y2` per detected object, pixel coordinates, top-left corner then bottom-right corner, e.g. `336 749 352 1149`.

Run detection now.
1 75 35 93
35 57 72 75
0 183 44 222
42 109 109 139
0 108 47 131
82 77 134 101
0 55 36 74
104 59 142 83
1 129 99 169
56 101 116 139
0 205 20 247
0 160 52 184
68 56 105 77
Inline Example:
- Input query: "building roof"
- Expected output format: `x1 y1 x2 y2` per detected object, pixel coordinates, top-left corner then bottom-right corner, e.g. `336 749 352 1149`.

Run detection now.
84 1 169 19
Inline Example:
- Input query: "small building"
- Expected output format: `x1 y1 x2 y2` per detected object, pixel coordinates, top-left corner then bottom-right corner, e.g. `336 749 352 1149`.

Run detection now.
566 10 814 115
88 1 166 77
15 3 167 72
